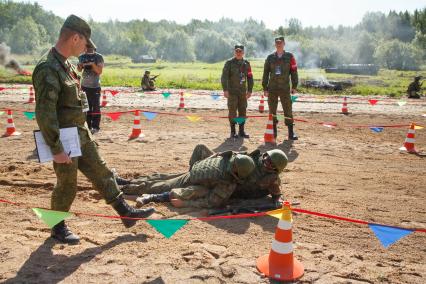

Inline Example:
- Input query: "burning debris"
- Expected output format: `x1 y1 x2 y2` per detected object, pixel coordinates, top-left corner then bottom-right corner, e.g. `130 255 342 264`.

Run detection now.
0 43 31 76
302 78 353 91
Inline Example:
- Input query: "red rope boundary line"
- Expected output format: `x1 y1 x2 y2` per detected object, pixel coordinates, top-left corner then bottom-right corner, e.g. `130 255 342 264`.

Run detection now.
0 198 425 232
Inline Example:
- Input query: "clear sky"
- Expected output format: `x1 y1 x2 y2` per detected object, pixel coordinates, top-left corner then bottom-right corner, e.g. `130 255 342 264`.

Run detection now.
20 0 426 28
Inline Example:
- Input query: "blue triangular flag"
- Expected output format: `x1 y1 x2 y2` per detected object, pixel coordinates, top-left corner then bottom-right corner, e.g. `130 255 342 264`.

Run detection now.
146 219 188 238
233 117 246 125
370 127 384 133
23 111 35 120
291 95 298 103
211 92 221 100
143 111 158 121
369 224 413 248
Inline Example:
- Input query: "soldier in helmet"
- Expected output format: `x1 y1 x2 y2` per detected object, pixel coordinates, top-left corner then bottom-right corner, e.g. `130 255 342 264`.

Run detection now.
121 144 287 207
262 36 299 140
32 15 155 244
141 70 157 91
407 76 423 99
221 44 254 139
121 150 255 208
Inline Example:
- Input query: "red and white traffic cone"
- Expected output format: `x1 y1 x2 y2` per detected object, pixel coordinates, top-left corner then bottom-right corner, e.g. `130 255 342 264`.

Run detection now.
129 110 144 139
3 110 21 137
101 90 109 107
264 114 276 144
178 92 185 109
256 201 304 281
399 123 417 153
27 86 35 103
341 96 349 114
259 95 265 113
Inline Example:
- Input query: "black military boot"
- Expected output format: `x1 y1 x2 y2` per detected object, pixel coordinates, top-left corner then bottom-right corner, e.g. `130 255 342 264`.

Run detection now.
238 123 250 138
111 196 155 228
115 176 131 186
51 221 80 244
230 124 238 138
288 125 299 140
136 192 171 207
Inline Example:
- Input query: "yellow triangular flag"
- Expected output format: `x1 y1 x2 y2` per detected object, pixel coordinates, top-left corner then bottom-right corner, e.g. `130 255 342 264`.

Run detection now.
266 208 284 219
414 125 424 130
183 93 193 98
186 115 202 122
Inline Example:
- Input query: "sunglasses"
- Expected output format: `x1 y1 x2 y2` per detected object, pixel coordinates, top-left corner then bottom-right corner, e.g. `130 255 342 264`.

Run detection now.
235 50 244 53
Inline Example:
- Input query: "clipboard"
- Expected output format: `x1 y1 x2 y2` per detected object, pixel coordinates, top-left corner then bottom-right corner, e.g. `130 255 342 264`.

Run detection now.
34 127 82 163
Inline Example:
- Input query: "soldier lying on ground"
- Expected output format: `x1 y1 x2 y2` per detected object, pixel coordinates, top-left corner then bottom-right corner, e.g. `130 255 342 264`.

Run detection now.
116 144 288 208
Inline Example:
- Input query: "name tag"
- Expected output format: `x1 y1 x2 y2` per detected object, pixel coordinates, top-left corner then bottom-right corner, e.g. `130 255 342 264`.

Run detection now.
240 72 245 84
275 66 282 75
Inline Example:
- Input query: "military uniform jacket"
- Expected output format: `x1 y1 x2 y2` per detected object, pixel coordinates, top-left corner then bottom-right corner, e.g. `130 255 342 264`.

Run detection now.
221 58 254 95
232 150 281 199
262 52 298 93
33 48 92 155
407 81 421 93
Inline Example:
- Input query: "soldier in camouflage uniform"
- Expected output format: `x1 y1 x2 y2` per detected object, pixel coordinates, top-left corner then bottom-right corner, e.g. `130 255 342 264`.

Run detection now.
221 44 254 139
122 144 287 207
32 15 154 244
262 36 299 140
407 76 423 99
121 150 255 208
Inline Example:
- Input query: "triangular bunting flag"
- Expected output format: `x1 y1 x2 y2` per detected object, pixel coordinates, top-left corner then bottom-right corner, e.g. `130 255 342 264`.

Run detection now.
109 90 119 96
233 117 246 125
275 114 285 121
414 125 424 130
370 127 384 133
397 101 407 106
183 93 193 98
146 219 188 238
368 99 378 105
32 208 72 228
106 112 122 121
368 224 413 248
23 111 35 120
186 115 202 122
0 87 5 92
162 92 171 99
291 95 298 103
0 111 5 116
143 111 158 121
211 93 221 100
266 208 285 219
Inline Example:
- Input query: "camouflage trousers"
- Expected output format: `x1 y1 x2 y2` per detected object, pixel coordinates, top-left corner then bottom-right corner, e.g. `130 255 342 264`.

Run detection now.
52 140 122 211
268 91 293 126
227 92 247 125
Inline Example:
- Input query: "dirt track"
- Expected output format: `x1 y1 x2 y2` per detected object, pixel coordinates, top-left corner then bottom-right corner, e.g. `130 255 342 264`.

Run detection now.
0 85 425 283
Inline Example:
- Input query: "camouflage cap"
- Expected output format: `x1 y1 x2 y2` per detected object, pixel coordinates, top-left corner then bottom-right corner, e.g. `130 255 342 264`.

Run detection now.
62 14 96 49
275 36 285 43
234 44 244 51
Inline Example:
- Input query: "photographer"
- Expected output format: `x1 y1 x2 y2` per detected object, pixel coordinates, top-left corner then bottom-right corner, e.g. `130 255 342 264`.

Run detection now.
78 47 104 134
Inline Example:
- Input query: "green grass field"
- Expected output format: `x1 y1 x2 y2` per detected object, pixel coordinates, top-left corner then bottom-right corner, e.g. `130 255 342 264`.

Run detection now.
1 54 424 97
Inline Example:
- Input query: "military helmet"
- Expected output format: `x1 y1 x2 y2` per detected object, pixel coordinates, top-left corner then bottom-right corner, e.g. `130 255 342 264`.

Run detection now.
232 154 255 179
145 70 150 74
415 76 422 81
266 149 288 173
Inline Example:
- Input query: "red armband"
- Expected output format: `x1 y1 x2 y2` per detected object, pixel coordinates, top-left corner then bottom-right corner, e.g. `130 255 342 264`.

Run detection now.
290 56 297 72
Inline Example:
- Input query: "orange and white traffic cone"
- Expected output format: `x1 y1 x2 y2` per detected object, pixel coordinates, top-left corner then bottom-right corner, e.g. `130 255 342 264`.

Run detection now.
178 92 185 109
257 201 304 282
341 96 349 114
129 110 144 139
259 95 265 113
399 123 417 153
101 90 109 107
27 86 35 103
264 114 276 144
3 110 21 137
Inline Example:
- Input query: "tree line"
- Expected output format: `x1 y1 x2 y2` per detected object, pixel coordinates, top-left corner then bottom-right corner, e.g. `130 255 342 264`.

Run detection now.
0 1 425 70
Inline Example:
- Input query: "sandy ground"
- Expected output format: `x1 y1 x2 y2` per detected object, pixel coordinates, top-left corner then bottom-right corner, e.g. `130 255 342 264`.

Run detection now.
0 85 425 283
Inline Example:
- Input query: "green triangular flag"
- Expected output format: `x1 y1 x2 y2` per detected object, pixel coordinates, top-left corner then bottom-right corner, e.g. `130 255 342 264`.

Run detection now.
0 111 4 116
162 92 171 99
233 117 246 124
32 208 72 228
275 114 285 121
146 219 188 238
23 111 35 120
291 95 298 103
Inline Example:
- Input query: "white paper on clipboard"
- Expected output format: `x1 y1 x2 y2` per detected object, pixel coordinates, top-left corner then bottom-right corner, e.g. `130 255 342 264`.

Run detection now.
34 127 82 163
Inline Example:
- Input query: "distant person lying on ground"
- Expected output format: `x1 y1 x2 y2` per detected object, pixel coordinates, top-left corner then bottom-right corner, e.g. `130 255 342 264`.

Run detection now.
115 144 288 208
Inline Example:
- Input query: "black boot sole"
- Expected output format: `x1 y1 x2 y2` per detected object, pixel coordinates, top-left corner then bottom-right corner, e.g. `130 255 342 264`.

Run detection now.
121 208 155 228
